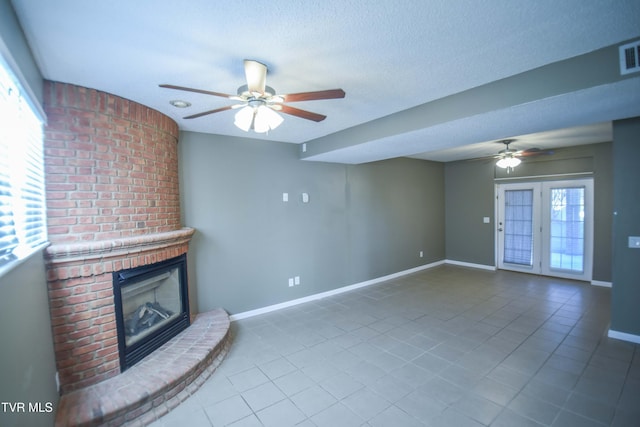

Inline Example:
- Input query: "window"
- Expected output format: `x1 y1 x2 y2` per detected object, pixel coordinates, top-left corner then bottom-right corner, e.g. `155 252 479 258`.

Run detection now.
549 187 585 272
503 189 534 266
0 56 47 271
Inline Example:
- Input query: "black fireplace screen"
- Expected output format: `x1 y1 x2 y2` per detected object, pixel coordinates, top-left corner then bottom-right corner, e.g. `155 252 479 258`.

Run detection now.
113 254 190 371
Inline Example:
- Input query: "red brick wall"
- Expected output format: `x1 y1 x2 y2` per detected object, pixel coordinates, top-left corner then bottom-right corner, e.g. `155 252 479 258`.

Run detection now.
43 81 180 244
42 81 192 393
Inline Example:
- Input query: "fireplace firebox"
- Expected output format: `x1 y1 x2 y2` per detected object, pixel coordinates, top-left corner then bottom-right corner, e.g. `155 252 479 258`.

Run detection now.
113 254 190 371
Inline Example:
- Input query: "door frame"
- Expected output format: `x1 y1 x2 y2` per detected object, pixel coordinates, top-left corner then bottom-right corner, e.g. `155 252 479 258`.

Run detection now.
539 179 594 281
495 182 542 274
495 178 594 281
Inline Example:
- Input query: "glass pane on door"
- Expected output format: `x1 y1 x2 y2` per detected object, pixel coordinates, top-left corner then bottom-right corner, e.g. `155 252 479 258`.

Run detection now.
549 187 585 272
503 189 534 266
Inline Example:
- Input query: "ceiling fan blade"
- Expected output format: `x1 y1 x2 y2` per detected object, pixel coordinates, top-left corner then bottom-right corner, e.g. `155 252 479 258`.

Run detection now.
244 60 267 95
518 148 554 157
159 84 233 98
463 156 498 163
282 89 346 103
183 105 233 119
279 105 326 122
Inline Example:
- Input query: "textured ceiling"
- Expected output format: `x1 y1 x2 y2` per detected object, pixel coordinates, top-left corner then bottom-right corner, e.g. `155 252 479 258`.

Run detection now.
10 0 640 163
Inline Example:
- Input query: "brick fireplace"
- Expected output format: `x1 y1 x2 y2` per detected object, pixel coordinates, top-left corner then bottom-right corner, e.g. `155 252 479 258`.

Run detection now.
42 81 195 394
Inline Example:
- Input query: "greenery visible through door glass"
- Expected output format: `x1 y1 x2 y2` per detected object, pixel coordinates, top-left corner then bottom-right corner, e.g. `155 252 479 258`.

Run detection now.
549 187 585 272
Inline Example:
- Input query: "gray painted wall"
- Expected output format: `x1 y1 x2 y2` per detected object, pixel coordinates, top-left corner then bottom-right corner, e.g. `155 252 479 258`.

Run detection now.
0 0 43 105
179 131 444 314
0 251 58 427
611 118 640 336
444 142 613 282
444 158 496 266
0 2 58 425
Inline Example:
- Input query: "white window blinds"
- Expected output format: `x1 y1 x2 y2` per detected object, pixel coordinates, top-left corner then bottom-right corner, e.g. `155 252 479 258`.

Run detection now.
0 56 47 267
503 189 534 266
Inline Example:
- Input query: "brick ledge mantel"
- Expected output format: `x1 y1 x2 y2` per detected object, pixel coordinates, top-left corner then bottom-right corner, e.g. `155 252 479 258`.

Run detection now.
44 227 196 265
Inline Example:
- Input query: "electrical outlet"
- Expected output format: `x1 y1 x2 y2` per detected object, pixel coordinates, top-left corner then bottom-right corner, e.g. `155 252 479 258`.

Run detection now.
283 193 289 202
288 278 294 287
419 251 424 258
294 276 300 285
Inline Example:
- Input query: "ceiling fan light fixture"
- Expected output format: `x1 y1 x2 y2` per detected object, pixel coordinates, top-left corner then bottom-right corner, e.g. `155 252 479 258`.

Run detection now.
234 105 254 132
254 105 283 133
234 104 284 133
496 156 521 169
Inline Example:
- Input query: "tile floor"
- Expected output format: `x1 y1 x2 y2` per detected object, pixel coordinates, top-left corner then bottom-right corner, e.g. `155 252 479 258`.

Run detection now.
150 265 640 427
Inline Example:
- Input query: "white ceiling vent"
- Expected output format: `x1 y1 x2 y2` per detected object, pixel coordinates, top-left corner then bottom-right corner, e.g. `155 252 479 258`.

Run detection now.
619 40 640 75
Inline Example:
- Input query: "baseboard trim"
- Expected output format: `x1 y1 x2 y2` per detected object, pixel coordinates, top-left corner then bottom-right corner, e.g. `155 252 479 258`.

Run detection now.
591 280 612 288
230 260 446 321
608 329 640 344
445 259 496 271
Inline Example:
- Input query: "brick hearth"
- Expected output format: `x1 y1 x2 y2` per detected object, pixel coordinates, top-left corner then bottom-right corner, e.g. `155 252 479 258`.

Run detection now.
55 309 231 427
42 81 199 395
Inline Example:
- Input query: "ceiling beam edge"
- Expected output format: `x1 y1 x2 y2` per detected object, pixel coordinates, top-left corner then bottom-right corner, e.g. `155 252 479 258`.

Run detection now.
300 39 637 162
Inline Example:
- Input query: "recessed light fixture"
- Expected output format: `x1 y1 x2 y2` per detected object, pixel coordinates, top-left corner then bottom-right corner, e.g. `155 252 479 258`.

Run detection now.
169 100 191 108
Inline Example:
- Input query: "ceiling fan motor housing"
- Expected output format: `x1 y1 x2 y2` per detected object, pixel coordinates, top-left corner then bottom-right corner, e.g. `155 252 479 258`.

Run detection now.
237 84 277 98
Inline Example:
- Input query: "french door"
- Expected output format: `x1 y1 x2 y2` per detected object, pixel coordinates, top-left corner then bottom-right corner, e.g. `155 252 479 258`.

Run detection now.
496 179 593 281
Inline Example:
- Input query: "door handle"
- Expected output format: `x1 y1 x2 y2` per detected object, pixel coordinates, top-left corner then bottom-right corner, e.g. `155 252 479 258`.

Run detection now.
498 228 503 232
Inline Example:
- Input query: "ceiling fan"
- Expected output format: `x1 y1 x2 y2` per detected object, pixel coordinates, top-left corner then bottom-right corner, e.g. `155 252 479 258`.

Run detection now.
160 60 345 133
494 139 553 172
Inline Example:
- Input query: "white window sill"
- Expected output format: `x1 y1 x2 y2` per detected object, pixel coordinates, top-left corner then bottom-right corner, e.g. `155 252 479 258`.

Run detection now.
0 242 50 280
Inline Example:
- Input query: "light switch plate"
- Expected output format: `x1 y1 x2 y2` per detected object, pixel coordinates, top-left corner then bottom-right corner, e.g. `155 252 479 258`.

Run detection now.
629 236 640 249
483 217 490 224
